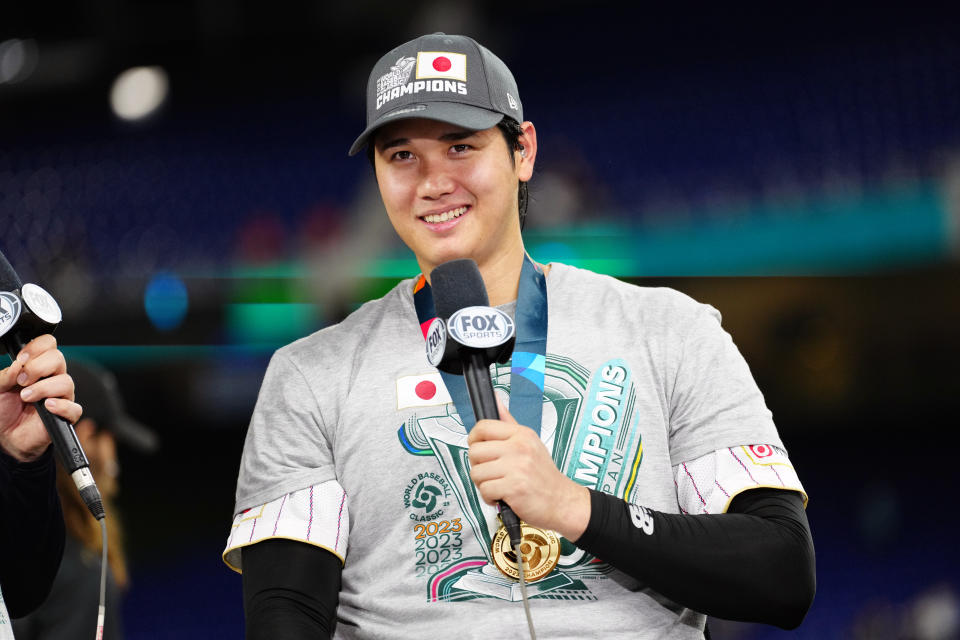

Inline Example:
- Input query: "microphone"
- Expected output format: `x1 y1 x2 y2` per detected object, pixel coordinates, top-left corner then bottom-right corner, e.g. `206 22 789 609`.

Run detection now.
427 259 524 552
0 249 105 520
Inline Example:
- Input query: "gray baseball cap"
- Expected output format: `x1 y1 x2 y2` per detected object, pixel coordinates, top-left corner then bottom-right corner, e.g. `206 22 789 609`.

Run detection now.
69 359 159 454
348 32 523 156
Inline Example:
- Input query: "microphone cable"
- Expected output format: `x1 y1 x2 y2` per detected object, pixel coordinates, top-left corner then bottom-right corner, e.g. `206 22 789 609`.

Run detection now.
501 512 536 639
26 394 108 640
424 259 538 638
96 517 107 640
24 380 109 640
515 542 536 640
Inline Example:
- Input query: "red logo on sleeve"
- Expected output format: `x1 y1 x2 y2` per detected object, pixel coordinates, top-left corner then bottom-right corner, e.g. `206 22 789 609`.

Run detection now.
749 444 773 458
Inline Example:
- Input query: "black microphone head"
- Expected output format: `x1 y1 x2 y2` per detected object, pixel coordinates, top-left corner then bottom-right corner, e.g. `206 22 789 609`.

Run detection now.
0 248 23 291
430 259 489 319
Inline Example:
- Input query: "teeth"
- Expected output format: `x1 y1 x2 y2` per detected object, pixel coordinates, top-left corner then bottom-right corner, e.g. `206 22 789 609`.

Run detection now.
423 206 468 223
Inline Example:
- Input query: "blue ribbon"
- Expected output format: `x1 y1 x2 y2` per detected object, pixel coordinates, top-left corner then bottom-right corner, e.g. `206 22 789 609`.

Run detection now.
413 255 548 435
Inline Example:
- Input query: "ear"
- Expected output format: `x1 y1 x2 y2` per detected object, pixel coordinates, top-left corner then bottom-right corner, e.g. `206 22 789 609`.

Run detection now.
516 120 537 182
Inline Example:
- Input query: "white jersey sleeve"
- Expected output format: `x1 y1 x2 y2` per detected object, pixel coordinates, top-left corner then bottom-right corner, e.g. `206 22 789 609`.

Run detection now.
674 444 807 515
224 347 347 572
222 480 349 573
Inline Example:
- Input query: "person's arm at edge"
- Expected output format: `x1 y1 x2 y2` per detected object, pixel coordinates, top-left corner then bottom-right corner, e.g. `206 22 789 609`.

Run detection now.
0 445 65 618
242 538 342 640
574 487 816 629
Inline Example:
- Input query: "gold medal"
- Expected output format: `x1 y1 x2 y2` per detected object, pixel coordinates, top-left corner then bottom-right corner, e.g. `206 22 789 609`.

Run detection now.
491 521 561 582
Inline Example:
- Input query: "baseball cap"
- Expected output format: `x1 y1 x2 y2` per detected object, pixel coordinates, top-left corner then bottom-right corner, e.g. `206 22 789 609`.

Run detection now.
68 359 160 454
348 32 523 156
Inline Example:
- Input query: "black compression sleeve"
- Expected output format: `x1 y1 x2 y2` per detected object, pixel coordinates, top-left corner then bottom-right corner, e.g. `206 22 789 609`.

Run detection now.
242 539 342 640
575 488 815 629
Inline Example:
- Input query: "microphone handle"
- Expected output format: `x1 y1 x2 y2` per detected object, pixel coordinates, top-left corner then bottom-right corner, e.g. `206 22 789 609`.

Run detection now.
34 399 89 472
6 334 105 520
461 350 524 549
35 400 105 520
462 351 499 421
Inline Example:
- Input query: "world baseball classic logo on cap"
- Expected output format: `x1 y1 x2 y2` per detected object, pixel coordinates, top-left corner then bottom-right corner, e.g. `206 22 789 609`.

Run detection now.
416 52 467 82
377 56 416 95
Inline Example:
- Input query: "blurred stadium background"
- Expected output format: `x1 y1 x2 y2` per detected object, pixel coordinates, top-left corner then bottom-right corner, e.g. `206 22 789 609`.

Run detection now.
2 3 959 638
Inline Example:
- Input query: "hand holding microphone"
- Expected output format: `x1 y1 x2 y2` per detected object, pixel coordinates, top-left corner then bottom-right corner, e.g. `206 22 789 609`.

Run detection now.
426 259 525 550
0 248 105 520
0 334 83 463
467 398 591 542
426 258 586 639
426 259 590 546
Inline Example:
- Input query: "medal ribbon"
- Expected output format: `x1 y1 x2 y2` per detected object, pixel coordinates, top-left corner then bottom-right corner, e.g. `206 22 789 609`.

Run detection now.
413 255 548 434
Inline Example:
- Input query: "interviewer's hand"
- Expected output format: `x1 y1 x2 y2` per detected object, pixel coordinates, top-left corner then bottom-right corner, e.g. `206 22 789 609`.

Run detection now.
0 335 82 463
468 398 591 541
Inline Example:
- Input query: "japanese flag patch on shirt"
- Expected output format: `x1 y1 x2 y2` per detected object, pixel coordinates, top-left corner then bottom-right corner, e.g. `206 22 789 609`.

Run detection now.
396 372 452 410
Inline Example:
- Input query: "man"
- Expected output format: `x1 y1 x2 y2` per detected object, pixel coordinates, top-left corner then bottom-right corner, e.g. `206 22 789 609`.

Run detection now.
1 336 83 635
12 359 160 640
224 33 815 639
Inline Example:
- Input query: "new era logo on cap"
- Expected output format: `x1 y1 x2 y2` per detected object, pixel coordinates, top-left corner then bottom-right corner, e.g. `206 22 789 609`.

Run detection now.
416 52 467 82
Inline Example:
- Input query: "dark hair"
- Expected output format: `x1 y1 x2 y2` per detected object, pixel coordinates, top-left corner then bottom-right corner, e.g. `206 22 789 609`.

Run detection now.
365 117 530 229
496 117 530 230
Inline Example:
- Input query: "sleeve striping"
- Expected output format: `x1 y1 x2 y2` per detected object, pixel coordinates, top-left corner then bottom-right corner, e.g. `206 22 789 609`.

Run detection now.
682 462 708 508
272 493 288 536
675 444 807 515
223 480 349 573
306 485 315 541
728 447 761 485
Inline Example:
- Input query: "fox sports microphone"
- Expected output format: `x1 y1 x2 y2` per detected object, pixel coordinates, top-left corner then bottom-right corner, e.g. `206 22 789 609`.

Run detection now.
426 258 524 551
0 249 105 520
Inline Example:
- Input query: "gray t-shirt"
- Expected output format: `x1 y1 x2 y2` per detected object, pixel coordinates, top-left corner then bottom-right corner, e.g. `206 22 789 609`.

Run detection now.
225 262 787 639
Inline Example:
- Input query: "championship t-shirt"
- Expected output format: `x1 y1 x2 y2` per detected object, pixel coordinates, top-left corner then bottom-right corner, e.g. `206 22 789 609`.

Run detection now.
224 262 804 639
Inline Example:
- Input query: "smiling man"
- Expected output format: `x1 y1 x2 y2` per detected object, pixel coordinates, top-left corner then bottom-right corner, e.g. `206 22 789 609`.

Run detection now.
372 119 532 307
224 33 815 639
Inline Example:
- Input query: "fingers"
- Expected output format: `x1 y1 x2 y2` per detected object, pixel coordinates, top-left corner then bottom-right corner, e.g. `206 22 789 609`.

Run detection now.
0 333 78 425
469 447 508 481
467 439 505 465
469 429 542 496
16 334 58 362
474 477 511 506
43 397 83 425
0 335 63 392
495 396 517 424
20 372 76 404
17 341 67 385
467 418 518 445
468 419 543 468
0 357 26 393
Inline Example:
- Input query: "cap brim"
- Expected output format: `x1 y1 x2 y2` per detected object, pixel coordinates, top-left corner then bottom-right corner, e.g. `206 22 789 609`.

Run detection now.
111 415 160 454
348 102 504 156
